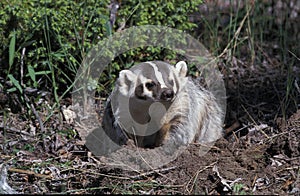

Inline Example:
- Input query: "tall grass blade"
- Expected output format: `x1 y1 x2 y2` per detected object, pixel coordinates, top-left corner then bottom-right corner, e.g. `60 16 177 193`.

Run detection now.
28 65 37 88
9 31 16 67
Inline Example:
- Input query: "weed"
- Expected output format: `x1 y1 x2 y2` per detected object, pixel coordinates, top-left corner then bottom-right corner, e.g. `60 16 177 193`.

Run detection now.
232 183 248 195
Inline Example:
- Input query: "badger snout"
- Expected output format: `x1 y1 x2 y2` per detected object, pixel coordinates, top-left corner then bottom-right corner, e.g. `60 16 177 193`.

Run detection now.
160 88 174 101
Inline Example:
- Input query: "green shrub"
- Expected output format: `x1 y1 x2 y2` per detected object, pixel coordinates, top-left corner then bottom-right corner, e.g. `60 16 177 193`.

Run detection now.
116 0 201 31
115 0 203 62
0 0 110 101
0 0 203 103
103 0 203 93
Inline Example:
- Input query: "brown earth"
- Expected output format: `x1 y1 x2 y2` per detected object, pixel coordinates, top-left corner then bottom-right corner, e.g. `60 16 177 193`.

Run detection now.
154 110 300 195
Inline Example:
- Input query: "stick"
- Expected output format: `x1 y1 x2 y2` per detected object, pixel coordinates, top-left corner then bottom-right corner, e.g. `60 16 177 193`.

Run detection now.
8 167 52 179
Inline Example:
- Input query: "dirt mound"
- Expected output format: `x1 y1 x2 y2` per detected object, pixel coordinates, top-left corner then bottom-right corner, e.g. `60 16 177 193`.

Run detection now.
151 110 300 195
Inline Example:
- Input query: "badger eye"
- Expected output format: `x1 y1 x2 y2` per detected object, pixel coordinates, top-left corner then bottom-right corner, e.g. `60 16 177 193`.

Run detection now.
145 81 156 90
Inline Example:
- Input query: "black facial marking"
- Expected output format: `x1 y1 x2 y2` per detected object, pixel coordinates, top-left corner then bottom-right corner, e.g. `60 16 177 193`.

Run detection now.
134 84 146 100
145 81 156 91
169 79 174 88
160 88 174 101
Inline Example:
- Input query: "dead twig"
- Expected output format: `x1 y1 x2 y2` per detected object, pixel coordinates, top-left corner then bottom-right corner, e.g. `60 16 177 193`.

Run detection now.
275 166 300 174
23 94 47 151
24 94 45 133
8 167 52 179
217 4 253 60
0 124 32 136
241 104 270 139
129 166 177 180
185 161 218 194
59 168 130 180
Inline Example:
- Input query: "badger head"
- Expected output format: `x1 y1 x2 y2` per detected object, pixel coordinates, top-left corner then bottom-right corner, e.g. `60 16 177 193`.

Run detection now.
117 61 188 103
111 61 188 136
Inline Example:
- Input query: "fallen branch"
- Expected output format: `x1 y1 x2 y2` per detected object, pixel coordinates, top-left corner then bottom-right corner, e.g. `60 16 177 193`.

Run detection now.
8 167 52 179
0 124 32 136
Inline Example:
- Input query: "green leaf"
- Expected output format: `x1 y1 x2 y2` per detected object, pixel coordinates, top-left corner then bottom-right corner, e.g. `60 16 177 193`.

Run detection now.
7 87 17 93
9 31 16 67
8 74 23 94
28 65 37 87
34 70 52 75
105 20 112 36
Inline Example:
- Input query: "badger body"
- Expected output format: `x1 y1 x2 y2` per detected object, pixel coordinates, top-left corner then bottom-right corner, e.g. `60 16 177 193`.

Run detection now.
102 61 223 149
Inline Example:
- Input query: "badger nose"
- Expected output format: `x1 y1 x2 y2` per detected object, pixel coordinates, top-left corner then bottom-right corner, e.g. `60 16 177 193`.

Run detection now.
160 89 174 101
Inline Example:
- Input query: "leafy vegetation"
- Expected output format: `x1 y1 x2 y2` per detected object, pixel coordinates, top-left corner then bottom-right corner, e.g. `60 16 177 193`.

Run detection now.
1 0 110 104
0 0 203 106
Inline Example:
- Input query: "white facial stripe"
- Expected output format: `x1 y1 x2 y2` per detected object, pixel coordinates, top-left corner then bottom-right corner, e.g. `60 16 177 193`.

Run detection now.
139 75 153 97
146 62 167 88
169 73 177 94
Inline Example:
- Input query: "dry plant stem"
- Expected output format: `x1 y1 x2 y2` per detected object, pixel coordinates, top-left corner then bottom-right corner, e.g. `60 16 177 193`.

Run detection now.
24 94 45 133
217 4 253 60
2 111 7 154
185 161 218 194
65 186 109 194
255 43 280 66
8 167 52 179
0 124 32 136
59 168 130 180
231 124 252 142
20 47 46 144
241 104 270 139
266 129 296 143
288 50 300 61
275 166 300 174
23 94 47 150
251 174 257 188
191 142 222 152
129 166 177 180
20 48 26 87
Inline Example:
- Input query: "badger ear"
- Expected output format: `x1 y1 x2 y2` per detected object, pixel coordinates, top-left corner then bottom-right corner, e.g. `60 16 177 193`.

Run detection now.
175 61 188 77
117 70 137 96
119 70 136 83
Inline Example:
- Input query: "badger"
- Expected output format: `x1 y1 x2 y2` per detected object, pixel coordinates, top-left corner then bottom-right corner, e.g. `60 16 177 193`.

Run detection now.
102 61 224 150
